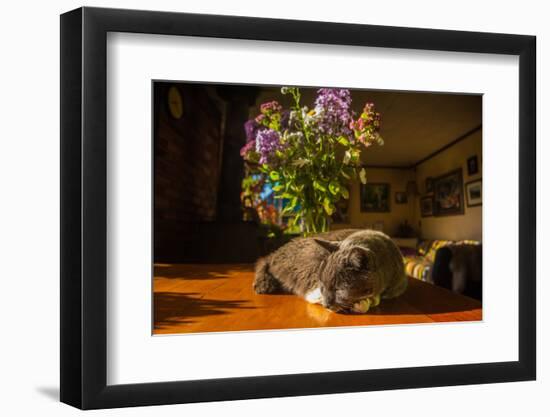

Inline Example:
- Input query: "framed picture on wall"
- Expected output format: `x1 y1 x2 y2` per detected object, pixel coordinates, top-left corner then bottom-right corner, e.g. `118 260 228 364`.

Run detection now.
467 155 479 176
433 168 465 216
360 183 390 212
465 178 482 207
420 196 434 217
395 191 408 204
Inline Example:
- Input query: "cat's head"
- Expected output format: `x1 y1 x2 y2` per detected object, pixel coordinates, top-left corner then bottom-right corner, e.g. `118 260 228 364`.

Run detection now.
313 238 379 312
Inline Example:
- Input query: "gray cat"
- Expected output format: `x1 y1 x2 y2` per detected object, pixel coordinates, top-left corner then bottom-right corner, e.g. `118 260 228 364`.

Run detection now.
253 229 407 313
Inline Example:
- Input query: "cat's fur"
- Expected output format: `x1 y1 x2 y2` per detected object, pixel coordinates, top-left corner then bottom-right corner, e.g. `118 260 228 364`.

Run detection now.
253 229 407 312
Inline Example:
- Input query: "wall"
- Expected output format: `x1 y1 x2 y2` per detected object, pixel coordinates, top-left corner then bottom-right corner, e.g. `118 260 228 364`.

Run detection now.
1 1 546 417
414 130 482 241
336 130 482 241
340 168 416 236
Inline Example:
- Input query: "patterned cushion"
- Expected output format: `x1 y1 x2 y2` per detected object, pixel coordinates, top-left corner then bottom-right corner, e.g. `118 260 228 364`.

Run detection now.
454 240 481 247
416 240 432 257
405 239 481 283
403 256 432 282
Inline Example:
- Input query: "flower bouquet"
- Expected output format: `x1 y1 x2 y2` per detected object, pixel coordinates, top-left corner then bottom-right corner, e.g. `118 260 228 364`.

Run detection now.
240 87 383 235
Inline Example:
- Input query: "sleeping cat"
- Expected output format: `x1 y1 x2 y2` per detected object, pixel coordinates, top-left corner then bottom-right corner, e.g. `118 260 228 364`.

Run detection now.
253 229 407 313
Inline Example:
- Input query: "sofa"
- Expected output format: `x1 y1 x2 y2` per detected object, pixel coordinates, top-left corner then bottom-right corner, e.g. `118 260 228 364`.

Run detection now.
400 239 482 300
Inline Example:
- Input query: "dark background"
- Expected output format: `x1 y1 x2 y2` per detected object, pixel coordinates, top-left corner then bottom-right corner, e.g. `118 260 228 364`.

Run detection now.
154 82 262 263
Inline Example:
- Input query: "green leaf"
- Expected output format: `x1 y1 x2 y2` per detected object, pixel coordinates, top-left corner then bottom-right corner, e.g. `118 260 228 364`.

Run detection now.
292 183 305 192
289 212 302 227
328 181 340 196
292 158 309 168
272 184 284 192
341 187 349 199
269 171 280 181
323 198 334 215
281 206 294 215
359 168 368 185
313 181 327 192
338 136 350 146
343 150 351 165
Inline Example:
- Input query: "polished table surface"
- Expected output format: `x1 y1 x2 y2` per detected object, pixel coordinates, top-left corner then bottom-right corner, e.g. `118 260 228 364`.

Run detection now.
153 263 482 335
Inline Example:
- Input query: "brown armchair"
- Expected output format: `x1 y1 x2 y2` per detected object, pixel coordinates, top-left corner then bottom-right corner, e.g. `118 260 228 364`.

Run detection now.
432 243 482 300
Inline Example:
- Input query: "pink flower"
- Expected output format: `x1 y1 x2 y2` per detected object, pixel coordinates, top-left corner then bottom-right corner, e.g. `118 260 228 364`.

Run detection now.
260 101 283 114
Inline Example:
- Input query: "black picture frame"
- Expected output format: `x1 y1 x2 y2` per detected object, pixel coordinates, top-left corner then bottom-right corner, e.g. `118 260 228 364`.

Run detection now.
467 155 479 176
395 191 408 204
465 178 483 207
61 7 536 410
433 168 465 216
360 183 391 212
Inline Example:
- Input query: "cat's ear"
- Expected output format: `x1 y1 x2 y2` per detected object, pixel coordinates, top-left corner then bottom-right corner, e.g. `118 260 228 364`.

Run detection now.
313 238 340 253
347 247 371 270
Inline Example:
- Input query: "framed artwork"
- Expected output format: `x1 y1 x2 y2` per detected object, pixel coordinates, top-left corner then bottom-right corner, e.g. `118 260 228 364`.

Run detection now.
61 6 536 410
395 191 408 204
433 169 465 216
467 155 479 176
360 183 391 212
425 177 434 193
465 179 483 207
420 196 434 217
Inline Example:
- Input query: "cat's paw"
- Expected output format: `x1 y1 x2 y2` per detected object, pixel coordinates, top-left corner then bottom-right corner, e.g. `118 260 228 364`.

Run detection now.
305 287 324 304
352 295 380 313
352 299 371 313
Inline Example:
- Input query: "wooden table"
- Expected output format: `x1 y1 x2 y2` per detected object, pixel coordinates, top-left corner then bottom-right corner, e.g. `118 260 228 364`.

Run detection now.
153 263 482 335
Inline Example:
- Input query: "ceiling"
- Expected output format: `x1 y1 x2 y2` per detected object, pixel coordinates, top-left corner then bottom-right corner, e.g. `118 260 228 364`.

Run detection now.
253 87 482 167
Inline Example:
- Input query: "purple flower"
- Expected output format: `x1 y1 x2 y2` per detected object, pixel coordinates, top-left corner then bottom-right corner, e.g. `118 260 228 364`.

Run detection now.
244 119 260 142
256 129 283 164
314 88 353 137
